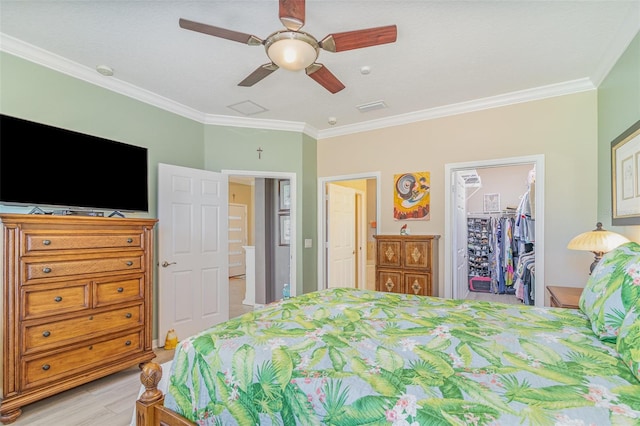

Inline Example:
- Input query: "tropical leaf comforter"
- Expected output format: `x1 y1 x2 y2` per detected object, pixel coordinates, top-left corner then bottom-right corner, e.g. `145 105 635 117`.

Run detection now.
163 288 640 425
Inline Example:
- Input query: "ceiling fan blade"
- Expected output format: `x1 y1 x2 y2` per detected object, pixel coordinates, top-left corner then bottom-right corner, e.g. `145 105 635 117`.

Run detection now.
238 63 279 87
320 25 397 52
179 18 262 45
306 64 345 94
279 0 305 31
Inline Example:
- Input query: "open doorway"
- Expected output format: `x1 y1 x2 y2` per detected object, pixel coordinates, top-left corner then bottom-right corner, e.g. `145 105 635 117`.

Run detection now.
444 155 545 307
223 170 297 316
318 173 381 291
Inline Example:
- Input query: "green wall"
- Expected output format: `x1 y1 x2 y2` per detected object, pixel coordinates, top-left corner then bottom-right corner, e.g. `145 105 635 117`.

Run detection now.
301 132 318 295
0 52 205 219
597 31 640 240
202 126 317 294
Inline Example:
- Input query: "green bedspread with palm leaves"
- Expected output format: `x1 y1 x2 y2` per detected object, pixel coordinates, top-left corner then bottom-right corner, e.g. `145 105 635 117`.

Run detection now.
163 288 640 425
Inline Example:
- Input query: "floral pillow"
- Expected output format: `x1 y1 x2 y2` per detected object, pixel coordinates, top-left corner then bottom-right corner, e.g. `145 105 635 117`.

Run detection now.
617 302 640 382
578 242 640 341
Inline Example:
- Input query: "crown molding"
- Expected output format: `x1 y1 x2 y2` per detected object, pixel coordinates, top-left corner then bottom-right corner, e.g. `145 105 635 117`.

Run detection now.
1 33 595 142
317 78 596 139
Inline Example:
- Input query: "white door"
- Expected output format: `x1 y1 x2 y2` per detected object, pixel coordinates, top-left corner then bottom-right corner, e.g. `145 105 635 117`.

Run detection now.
228 203 247 277
158 163 229 345
327 183 356 288
453 172 469 299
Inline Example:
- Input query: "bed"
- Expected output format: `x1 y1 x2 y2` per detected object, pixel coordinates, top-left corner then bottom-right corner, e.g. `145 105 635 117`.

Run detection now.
135 242 640 426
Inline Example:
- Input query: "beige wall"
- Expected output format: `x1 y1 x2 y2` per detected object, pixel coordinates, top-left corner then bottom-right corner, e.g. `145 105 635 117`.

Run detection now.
318 91 598 297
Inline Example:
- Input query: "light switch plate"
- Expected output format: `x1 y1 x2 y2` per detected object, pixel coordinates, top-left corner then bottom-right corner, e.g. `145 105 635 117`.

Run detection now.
304 239 313 248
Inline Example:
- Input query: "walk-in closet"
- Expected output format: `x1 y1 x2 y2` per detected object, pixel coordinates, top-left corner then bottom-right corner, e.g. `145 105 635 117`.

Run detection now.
464 164 536 305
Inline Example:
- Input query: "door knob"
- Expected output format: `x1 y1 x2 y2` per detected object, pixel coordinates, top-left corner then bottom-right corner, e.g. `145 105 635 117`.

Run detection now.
161 261 177 267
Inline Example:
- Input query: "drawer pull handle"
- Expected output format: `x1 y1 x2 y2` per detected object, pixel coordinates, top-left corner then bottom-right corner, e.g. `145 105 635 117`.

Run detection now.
43 267 52 273
117 287 124 293
89 316 93 320
127 238 133 243
89 345 93 350
42 364 50 371
411 280 422 294
43 239 51 246
126 261 133 266
42 331 51 337
54 296 62 302
125 340 132 346
125 313 132 318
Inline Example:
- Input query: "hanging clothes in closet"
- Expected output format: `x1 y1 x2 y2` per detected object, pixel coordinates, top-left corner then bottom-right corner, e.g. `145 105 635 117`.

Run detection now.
489 214 518 295
467 213 517 294
513 169 536 305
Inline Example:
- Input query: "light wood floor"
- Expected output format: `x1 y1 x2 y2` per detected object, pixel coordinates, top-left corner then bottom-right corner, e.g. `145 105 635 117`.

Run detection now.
9 277 253 426
8 279 517 425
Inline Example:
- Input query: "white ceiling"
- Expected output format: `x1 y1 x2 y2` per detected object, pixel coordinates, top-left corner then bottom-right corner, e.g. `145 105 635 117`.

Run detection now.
1 1 639 139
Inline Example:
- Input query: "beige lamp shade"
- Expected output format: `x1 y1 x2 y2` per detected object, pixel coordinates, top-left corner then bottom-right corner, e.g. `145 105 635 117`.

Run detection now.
567 222 630 273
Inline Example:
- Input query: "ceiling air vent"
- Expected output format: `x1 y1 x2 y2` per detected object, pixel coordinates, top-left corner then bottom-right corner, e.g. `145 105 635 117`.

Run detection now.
459 170 482 187
356 100 387 113
227 100 268 116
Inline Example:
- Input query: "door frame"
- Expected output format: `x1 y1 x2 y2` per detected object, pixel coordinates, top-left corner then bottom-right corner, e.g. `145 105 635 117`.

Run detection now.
222 169 297 297
318 172 381 291
452 171 469 300
444 155 545 306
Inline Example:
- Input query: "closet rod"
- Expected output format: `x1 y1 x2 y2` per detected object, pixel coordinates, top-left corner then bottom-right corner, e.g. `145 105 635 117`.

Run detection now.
467 211 516 217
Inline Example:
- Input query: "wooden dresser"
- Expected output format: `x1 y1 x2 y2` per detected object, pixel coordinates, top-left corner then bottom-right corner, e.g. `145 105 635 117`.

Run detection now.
374 234 439 296
0 214 157 424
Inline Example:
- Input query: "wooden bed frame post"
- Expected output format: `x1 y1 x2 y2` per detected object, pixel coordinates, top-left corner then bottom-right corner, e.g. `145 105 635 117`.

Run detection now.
136 362 164 426
135 361 197 426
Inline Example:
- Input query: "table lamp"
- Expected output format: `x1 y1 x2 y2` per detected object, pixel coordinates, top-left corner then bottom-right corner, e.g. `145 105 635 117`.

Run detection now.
567 222 630 274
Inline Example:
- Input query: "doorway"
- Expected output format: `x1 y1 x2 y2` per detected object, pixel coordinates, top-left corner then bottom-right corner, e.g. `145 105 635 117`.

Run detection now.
223 169 297 306
444 155 545 307
318 173 380 291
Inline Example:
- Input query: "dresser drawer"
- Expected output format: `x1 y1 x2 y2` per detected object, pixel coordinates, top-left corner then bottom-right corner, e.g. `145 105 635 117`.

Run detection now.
404 272 432 296
377 240 402 268
23 305 142 353
377 270 403 294
23 254 143 283
403 240 432 270
95 276 144 307
23 231 143 255
22 331 142 390
22 282 90 320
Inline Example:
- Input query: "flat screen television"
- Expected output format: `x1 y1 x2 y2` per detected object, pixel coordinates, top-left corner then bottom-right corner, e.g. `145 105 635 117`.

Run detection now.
0 114 149 213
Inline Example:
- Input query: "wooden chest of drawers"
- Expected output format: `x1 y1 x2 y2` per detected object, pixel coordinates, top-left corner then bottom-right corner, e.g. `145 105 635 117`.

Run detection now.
374 235 439 297
0 214 157 424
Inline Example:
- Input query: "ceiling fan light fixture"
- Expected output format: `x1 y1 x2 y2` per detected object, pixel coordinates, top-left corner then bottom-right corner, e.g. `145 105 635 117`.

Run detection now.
266 31 318 71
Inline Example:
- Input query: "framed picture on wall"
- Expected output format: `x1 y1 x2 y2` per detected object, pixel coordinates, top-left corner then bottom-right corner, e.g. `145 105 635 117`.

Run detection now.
483 193 500 213
611 119 640 225
279 214 291 246
279 179 291 212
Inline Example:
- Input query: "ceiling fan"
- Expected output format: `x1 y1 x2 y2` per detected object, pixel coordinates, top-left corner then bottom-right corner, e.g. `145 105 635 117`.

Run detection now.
179 0 397 94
